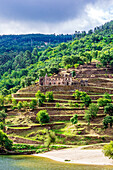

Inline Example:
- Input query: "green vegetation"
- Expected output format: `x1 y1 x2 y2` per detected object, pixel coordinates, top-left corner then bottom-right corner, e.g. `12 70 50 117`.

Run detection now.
35 90 45 106
45 130 56 150
46 91 54 102
104 103 113 116
103 141 113 159
103 116 113 129
0 130 13 151
84 103 99 125
70 114 78 125
29 99 37 110
1 20 113 96
36 110 50 124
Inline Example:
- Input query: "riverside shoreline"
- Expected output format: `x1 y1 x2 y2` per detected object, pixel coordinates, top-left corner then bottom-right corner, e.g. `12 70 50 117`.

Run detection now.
33 146 113 165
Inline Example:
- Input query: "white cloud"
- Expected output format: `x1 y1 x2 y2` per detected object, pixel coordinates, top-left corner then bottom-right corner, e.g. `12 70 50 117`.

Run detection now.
0 0 113 34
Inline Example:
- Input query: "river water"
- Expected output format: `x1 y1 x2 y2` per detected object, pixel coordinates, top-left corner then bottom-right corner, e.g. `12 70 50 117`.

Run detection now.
0 155 113 170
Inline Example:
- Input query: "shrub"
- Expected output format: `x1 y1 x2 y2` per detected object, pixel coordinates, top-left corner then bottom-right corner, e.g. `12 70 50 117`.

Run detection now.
70 114 78 125
0 110 7 124
35 90 45 103
97 98 111 107
75 103 79 108
84 103 99 125
12 98 17 106
23 101 28 111
73 90 81 100
103 141 113 159
0 130 13 150
104 92 112 100
103 116 113 129
55 103 60 108
17 101 23 110
45 130 56 150
46 91 54 102
36 110 50 124
29 99 37 110
69 101 74 107
104 103 113 116
81 95 92 107
74 64 79 69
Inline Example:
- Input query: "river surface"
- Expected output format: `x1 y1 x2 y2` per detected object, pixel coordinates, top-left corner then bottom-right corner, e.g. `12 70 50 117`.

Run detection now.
0 155 113 170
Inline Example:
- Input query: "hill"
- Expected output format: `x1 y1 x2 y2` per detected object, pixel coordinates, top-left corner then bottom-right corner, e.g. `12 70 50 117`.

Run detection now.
5 62 113 147
0 20 113 95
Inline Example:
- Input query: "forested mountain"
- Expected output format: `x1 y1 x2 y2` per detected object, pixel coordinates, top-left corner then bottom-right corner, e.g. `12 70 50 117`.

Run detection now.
1 20 113 95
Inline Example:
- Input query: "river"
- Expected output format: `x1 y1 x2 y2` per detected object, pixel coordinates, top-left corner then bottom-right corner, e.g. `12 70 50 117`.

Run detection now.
0 155 113 170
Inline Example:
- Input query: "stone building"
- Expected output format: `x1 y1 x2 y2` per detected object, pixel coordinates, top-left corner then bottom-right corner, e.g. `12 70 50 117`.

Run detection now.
39 73 88 86
39 73 76 86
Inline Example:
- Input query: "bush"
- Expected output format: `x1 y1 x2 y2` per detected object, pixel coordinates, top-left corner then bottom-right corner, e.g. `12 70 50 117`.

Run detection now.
74 64 79 69
84 103 99 125
69 101 75 107
17 101 23 110
35 90 45 103
103 116 113 129
104 103 113 116
75 103 79 108
70 114 78 125
23 101 28 111
81 95 92 107
0 130 13 150
46 91 54 102
55 103 60 108
103 141 113 159
73 90 81 100
29 99 37 110
36 110 50 124
12 98 17 106
97 98 111 107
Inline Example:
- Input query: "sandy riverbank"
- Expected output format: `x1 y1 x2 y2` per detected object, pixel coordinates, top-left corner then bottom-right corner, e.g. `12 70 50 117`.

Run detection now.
34 146 113 165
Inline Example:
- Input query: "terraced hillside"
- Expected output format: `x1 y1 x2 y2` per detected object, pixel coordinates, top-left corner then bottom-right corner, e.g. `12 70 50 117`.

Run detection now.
6 63 113 145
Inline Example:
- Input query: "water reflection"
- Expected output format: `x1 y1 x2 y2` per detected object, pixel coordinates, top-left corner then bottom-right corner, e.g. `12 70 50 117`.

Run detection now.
0 155 113 170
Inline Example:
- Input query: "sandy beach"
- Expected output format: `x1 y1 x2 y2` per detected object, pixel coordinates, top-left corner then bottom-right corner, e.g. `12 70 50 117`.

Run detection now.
34 146 113 165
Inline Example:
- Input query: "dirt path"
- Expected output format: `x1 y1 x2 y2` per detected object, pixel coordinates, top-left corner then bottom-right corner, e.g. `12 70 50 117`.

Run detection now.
34 146 113 165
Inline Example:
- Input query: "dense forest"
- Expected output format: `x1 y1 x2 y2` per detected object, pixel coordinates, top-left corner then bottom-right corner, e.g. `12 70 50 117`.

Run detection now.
1 20 113 95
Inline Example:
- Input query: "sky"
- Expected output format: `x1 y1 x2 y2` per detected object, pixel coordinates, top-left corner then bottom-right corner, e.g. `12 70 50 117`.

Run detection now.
0 0 113 35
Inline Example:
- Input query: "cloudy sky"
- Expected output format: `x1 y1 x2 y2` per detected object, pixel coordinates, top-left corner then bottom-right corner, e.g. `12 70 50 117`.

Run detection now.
0 0 113 35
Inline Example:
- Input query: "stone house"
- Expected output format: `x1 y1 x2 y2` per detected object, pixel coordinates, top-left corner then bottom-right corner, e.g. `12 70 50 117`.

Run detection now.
39 73 77 86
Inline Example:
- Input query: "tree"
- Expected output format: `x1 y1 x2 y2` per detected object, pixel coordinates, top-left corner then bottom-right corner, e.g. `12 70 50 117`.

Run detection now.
23 101 28 112
73 90 82 100
5 94 12 104
104 103 113 116
17 101 23 111
45 130 56 150
0 95 5 107
29 99 37 110
0 130 13 151
104 92 111 100
0 110 7 124
103 116 113 129
81 95 92 107
84 103 99 125
70 114 78 125
36 110 50 124
97 98 111 108
35 90 45 106
46 91 54 102
103 141 113 159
